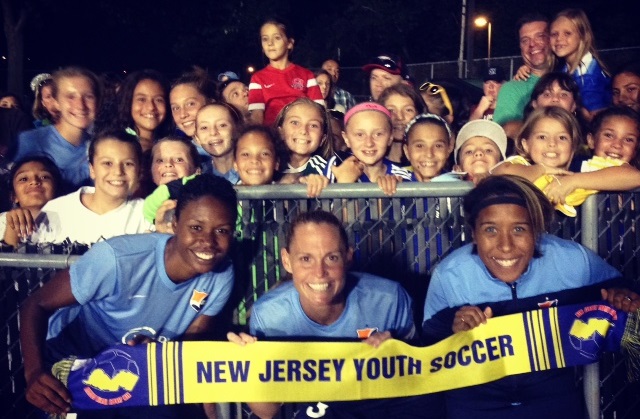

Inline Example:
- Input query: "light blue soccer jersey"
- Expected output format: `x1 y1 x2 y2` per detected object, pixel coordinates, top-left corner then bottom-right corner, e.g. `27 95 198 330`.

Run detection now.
46 233 234 360
250 272 415 340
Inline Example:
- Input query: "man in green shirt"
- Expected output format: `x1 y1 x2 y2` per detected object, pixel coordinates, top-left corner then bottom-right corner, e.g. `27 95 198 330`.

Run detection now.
493 13 554 128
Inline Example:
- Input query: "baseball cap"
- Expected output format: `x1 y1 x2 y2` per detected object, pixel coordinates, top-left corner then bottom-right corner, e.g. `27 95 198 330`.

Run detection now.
483 66 506 82
454 120 507 164
343 102 391 126
362 55 408 79
217 71 240 82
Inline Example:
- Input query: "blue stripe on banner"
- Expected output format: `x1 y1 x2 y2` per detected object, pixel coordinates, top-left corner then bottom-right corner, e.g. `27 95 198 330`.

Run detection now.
530 310 541 369
177 342 184 404
522 311 537 371
527 311 541 371
156 343 165 406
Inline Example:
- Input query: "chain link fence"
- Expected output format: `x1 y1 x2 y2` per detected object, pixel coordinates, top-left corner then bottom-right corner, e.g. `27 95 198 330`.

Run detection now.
2 183 640 418
337 46 640 101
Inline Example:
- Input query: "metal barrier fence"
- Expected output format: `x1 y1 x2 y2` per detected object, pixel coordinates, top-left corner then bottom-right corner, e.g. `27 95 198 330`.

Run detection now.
2 183 640 418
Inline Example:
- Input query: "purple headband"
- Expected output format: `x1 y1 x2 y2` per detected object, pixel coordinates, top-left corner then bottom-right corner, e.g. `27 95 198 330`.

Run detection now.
343 102 392 126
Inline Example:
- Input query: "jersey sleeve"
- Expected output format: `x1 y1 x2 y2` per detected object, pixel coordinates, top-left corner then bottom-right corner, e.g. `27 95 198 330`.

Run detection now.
422 268 453 323
422 268 462 344
305 71 325 105
69 241 118 304
248 73 266 111
248 302 267 338
580 244 621 285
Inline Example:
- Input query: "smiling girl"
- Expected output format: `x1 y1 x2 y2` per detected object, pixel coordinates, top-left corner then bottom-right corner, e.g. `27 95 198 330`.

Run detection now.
170 67 215 138
403 113 455 182
14 67 101 191
378 83 427 165
30 73 57 127
543 106 640 208
195 103 243 184
116 70 170 152
1 157 60 246
32 130 151 245
328 102 411 192
491 106 580 181
550 8 610 120
248 17 324 126
149 136 201 187
275 98 331 180
229 210 440 419
612 61 640 113
234 125 282 186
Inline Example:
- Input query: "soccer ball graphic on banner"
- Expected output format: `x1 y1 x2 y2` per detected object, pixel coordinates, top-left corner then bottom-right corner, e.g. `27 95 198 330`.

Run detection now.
82 349 140 393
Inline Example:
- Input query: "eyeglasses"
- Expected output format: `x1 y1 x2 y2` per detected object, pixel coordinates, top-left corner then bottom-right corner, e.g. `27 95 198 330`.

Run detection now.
419 82 454 119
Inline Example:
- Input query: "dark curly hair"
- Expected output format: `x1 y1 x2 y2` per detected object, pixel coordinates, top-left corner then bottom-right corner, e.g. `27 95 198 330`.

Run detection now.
174 173 238 222
114 70 171 140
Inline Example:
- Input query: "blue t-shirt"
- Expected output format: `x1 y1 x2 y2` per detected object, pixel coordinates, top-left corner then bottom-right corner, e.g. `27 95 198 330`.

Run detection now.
14 125 91 190
46 233 234 360
250 272 415 341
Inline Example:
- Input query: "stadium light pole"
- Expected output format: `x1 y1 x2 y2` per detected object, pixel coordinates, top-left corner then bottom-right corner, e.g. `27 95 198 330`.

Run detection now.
474 16 492 63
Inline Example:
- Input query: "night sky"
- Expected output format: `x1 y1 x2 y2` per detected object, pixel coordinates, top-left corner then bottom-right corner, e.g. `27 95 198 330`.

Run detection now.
3 0 640 89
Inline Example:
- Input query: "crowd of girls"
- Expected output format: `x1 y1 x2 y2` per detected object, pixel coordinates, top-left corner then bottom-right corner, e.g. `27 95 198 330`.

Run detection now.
2 9 640 247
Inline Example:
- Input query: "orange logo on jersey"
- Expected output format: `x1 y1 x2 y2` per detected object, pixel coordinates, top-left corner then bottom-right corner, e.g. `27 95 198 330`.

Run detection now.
190 290 209 312
356 328 378 339
538 299 558 308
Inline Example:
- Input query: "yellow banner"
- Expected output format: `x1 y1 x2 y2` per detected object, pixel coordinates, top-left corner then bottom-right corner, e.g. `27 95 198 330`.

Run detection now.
179 313 531 403
66 303 627 408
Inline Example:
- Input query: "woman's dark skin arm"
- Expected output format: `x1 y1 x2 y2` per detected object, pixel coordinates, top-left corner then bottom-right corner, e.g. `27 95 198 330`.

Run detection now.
19 269 78 415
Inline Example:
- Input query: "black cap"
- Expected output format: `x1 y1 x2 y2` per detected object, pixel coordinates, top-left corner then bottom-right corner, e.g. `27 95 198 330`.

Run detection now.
483 66 506 82
362 54 408 79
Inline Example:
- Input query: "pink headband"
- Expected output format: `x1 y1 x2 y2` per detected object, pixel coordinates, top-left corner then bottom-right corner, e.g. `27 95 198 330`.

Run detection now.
343 102 392 126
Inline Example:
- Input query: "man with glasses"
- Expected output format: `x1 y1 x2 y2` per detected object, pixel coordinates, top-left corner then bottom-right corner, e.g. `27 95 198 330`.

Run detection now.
493 13 554 127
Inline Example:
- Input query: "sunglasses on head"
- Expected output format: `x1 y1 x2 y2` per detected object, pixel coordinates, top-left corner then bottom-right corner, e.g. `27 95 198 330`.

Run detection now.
419 82 454 119
419 82 443 94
